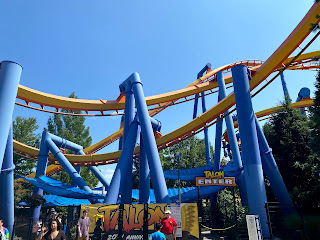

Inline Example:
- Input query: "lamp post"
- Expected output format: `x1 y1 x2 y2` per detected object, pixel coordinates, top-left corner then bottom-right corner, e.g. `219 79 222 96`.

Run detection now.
175 152 182 204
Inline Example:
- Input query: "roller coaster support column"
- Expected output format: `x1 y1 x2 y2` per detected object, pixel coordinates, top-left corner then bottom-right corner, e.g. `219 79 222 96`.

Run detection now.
0 61 22 237
46 138 92 193
130 73 169 203
198 63 212 165
139 136 150 203
104 116 139 204
193 94 199 119
280 73 291 102
0 61 22 167
296 87 310 115
32 131 50 223
255 117 295 214
213 80 223 172
139 118 160 203
120 80 135 201
77 150 110 190
200 92 211 165
232 65 269 239
0 127 14 237
216 71 242 169
118 116 124 150
71 166 81 187
216 71 248 204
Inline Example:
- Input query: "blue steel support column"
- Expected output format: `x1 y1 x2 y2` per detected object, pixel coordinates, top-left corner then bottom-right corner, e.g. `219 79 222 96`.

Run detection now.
139 135 150 203
46 138 92 192
194 63 212 121
213 78 224 172
216 72 247 203
255 117 295 214
71 166 81 187
200 92 211 165
104 117 139 204
130 73 169 203
280 73 291 102
77 148 110 189
232 65 269 238
72 149 83 187
0 61 22 166
213 116 223 171
119 116 124 150
49 133 84 152
122 80 135 142
197 63 212 165
193 94 199 119
216 71 242 169
120 80 135 200
32 131 50 223
296 87 310 115
88 165 110 190
0 127 14 237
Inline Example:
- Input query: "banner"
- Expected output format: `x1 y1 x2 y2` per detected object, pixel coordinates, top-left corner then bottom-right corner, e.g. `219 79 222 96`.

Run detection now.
81 203 199 240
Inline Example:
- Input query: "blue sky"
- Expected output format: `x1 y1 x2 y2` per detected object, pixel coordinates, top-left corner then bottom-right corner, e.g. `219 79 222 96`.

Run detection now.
1 0 319 182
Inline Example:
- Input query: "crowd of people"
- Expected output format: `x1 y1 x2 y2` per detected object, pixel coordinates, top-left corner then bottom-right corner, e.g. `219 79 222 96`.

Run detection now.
30 208 67 240
2 207 177 240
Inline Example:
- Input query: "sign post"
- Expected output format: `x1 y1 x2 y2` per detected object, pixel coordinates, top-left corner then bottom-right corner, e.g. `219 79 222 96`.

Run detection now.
168 204 182 238
246 215 263 240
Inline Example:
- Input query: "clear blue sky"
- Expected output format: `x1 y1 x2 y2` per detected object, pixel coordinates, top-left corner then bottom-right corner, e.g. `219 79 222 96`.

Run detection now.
1 0 319 182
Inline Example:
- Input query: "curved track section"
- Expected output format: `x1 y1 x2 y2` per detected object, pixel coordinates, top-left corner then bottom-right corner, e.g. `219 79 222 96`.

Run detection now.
13 3 320 167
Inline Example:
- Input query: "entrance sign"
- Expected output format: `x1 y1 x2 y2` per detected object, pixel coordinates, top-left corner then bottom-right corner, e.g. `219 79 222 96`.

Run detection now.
195 171 236 187
81 203 199 239
195 177 236 186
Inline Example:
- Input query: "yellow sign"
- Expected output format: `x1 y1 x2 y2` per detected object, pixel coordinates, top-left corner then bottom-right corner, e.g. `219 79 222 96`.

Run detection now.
81 203 199 239
196 177 236 186
203 171 224 179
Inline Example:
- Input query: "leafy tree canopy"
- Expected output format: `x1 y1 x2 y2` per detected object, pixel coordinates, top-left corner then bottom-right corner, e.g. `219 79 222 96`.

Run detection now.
160 136 214 188
13 116 40 176
46 92 98 188
13 116 41 205
263 99 320 210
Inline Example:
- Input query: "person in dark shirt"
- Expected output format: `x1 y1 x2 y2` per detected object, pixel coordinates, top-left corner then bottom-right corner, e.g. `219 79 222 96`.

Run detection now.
92 218 103 240
36 219 66 240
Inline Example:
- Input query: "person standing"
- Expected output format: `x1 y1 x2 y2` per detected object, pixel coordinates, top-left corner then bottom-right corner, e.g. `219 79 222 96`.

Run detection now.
148 223 166 240
36 219 66 240
0 219 9 240
77 210 91 240
160 210 177 240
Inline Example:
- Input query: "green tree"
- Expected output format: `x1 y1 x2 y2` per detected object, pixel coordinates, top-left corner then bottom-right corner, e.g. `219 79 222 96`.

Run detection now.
13 116 40 176
13 116 41 204
46 92 98 188
160 136 214 188
309 67 320 155
263 99 319 210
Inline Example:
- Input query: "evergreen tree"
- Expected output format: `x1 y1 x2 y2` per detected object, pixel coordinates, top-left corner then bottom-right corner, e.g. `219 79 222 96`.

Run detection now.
309 67 320 155
46 92 98 188
263 100 319 210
